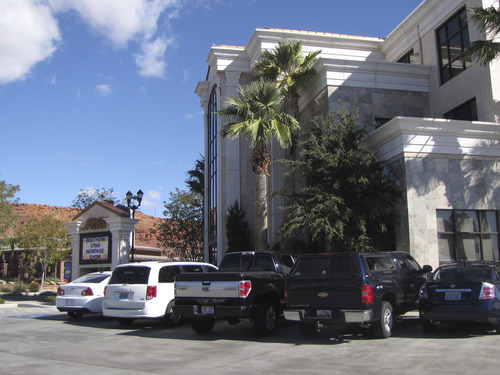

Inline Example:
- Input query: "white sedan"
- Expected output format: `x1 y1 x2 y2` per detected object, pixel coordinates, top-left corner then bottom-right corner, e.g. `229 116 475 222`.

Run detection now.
56 271 112 318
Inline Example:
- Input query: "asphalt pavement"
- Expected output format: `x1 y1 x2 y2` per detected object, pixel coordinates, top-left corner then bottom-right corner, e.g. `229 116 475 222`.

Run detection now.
0 297 499 375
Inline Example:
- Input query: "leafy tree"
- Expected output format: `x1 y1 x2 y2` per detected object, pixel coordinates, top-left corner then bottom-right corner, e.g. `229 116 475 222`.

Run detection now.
154 189 203 260
464 6 500 64
225 200 251 253
71 187 119 209
0 178 20 235
218 79 299 251
17 214 71 290
276 106 397 253
185 156 204 195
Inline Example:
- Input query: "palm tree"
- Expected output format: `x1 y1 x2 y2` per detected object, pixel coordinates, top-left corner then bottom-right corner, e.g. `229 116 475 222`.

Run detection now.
185 156 204 195
253 39 321 121
464 6 500 64
218 80 299 251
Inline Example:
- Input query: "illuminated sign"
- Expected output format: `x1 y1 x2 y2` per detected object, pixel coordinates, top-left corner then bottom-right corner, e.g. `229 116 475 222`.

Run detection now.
80 232 112 264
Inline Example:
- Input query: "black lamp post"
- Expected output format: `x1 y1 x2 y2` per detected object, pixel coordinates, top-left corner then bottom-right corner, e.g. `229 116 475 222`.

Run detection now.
126 189 143 262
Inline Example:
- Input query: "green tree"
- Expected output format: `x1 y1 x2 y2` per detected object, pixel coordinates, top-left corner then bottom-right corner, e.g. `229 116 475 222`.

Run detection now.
276 106 397 253
253 40 321 120
225 200 251 253
17 214 71 290
218 79 299 251
71 187 119 209
155 189 203 260
0 178 20 235
464 6 500 64
185 156 204 195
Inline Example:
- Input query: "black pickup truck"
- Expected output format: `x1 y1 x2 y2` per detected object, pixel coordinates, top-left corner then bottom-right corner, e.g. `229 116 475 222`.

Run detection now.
173 251 295 335
284 251 432 338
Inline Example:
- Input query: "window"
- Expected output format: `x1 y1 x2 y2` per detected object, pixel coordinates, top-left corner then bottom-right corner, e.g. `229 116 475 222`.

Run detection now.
208 85 218 247
158 266 181 283
437 210 499 264
365 256 395 271
436 8 471 84
444 98 478 121
109 267 151 284
293 255 358 277
397 49 415 64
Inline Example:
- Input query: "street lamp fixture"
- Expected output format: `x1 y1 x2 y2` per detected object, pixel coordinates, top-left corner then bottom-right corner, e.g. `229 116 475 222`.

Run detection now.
126 189 143 262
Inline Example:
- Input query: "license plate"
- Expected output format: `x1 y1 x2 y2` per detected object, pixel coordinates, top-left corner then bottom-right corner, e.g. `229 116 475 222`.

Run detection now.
317 310 332 318
119 293 129 299
201 306 214 315
445 291 461 301
66 299 76 306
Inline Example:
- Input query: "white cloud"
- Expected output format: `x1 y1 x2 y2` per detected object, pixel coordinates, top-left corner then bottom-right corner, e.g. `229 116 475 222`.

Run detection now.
50 0 181 78
142 189 162 210
95 84 111 96
0 0 61 84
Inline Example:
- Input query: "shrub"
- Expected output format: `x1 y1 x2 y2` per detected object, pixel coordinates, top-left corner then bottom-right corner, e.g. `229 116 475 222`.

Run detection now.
45 295 56 303
0 297 4 304
0 285 11 293
12 282 28 294
28 281 40 293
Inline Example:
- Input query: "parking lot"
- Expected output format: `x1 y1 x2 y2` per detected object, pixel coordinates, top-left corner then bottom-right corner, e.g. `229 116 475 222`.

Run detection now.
0 303 498 375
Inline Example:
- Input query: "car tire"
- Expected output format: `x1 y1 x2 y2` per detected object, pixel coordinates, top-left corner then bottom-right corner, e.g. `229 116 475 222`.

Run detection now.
118 318 135 326
67 311 83 319
191 318 215 334
420 318 438 333
254 300 278 336
372 301 393 338
163 301 182 327
299 322 319 337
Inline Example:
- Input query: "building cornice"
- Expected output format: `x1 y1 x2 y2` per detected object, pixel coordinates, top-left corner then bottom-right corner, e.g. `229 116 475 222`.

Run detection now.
361 117 500 161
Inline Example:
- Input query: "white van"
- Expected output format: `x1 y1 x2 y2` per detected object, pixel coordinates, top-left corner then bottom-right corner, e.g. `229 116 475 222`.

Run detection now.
102 261 217 325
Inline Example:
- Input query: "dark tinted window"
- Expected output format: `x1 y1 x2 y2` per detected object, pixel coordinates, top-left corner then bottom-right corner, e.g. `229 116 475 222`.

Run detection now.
219 254 241 271
254 253 276 272
433 266 493 281
293 255 358 277
109 266 150 284
158 266 181 283
182 265 204 273
365 256 395 271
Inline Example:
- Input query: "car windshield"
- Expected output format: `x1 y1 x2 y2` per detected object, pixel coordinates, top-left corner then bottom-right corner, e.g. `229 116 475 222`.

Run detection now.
432 266 493 281
109 266 151 284
71 273 110 284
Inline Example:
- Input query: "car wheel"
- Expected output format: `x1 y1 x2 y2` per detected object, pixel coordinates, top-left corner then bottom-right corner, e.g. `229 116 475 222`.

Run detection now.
420 318 438 333
67 311 83 319
118 318 135 326
372 301 393 338
164 301 182 327
299 322 319 337
191 317 215 334
254 300 278 336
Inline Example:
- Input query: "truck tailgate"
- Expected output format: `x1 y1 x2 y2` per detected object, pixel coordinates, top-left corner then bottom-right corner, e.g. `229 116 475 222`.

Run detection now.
288 276 362 310
175 272 246 299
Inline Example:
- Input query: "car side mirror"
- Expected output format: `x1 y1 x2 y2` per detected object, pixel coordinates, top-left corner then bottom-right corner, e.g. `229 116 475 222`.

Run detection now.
422 265 433 274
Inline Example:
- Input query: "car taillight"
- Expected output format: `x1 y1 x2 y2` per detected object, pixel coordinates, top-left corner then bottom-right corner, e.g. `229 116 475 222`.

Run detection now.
284 284 289 305
146 286 157 300
57 287 64 296
239 280 251 298
419 285 428 300
361 284 373 304
104 286 107 296
81 287 93 296
479 282 495 299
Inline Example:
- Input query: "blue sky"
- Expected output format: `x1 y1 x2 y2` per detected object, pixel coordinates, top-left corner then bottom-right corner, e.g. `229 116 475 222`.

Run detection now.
0 0 423 217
